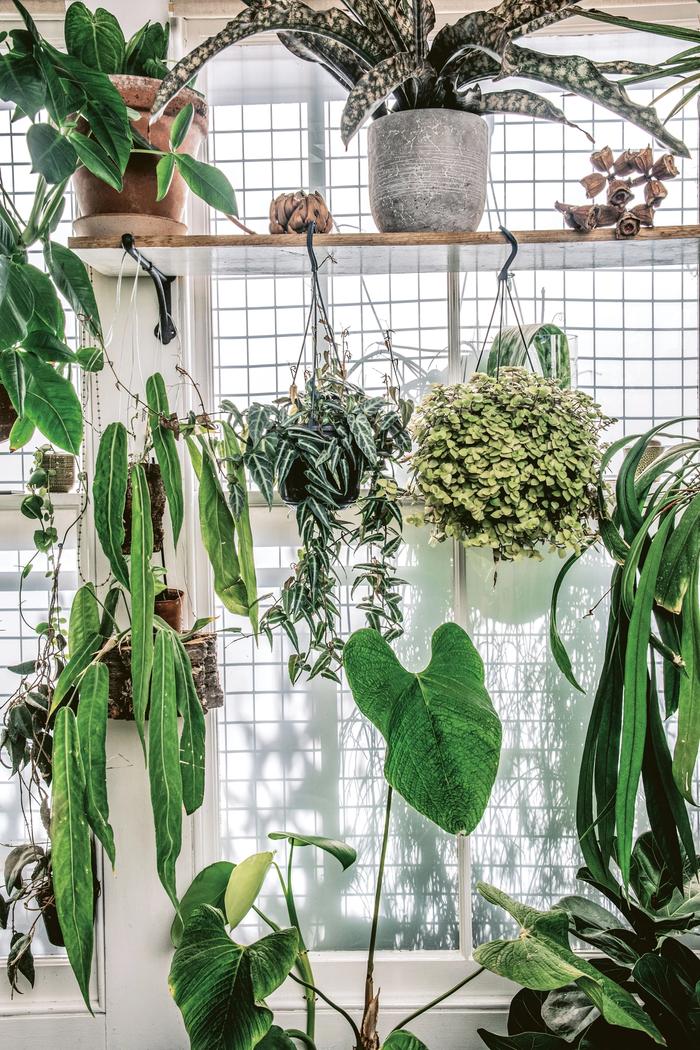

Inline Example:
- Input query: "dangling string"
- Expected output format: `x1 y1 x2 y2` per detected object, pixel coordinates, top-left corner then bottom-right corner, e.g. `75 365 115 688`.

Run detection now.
475 226 535 377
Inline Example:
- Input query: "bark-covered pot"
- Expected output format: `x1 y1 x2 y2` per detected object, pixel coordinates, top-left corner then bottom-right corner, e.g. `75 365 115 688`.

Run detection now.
0 383 17 443
122 462 166 554
72 75 208 239
367 109 490 233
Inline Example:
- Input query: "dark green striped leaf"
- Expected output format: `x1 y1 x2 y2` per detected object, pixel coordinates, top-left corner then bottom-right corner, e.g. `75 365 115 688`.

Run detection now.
50 707 94 1011
673 563 700 803
655 491 700 614
93 422 129 588
173 633 206 816
77 663 115 867
146 373 184 546
149 629 182 908
130 463 155 748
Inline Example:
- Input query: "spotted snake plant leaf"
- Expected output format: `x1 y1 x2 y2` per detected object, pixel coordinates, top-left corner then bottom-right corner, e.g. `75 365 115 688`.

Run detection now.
344 623 501 836
169 906 298 1050
340 52 435 145
472 89 593 142
152 1 382 119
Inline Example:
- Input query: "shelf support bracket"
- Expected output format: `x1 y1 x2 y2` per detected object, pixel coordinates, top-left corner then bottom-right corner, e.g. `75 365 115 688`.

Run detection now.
121 233 177 345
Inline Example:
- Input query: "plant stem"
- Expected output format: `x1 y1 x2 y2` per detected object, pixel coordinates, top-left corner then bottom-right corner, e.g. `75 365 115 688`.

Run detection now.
389 965 485 1034
288 972 362 1046
285 1030 317 1049
362 785 393 1040
284 842 316 1042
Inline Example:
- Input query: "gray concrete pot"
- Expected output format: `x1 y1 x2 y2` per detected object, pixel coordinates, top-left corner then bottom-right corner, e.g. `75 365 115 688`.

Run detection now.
368 109 490 233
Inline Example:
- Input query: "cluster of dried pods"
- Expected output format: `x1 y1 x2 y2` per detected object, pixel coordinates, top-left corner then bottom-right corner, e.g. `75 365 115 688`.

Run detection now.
269 189 334 234
555 146 679 239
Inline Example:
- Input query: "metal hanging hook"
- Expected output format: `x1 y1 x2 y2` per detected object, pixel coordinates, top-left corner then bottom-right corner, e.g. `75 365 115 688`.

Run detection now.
498 225 519 283
306 220 319 273
121 233 177 345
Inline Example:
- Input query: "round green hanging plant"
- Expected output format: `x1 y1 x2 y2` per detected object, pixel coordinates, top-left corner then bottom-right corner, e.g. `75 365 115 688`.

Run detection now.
410 368 613 562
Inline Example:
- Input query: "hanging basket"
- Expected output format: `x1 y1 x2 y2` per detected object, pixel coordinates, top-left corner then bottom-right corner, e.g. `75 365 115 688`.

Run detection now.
122 462 166 554
102 631 223 720
481 323 573 388
41 452 76 493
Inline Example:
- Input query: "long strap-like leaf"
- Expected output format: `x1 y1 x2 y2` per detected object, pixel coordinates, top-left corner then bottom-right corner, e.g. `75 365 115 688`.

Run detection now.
221 421 258 634
129 463 155 750
77 663 116 868
198 447 249 618
93 422 129 587
50 708 95 1011
146 373 184 547
149 630 183 907
673 562 700 804
172 633 206 816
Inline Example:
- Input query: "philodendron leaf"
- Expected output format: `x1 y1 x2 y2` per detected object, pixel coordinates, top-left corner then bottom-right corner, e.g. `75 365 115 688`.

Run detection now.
343 623 502 835
541 986 600 1042
64 1 126 73
149 629 183 908
340 53 435 146
224 851 273 929
76 662 115 868
382 1033 431 1049
26 122 78 183
474 883 664 1045
146 373 184 546
51 707 94 1011
22 354 83 454
44 240 103 344
93 422 129 588
268 831 356 871
130 463 155 749
171 861 234 948
257 1028 297 1049
169 905 298 1050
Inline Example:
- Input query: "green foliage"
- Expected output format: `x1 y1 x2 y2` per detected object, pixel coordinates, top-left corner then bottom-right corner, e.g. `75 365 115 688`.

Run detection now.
551 427 700 889
268 831 356 871
148 629 182 908
197 445 251 619
344 623 502 836
171 861 234 948
77 663 115 868
382 1034 430 1050
64 3 126 74
169 906 299 1050
152 0 689 155
481 324 572 389
93 422 129 587
224 851 274 929
410 369 611 562
146 372 184 547
172 633 206 816
129 463 155 748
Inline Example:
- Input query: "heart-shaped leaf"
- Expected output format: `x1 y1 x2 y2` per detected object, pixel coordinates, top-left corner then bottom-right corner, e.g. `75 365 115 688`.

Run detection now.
344 623 501 835
268 831 356 871
172 861 234 948
169 905 298 1050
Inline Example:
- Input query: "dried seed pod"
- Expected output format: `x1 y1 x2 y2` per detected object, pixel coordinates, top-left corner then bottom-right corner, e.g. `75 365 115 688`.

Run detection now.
590 146 613 173
630 204 655 227
632 146 654 175
595 204 624 228
650 153 679 180
268 190 334 234
607 178 634 208
616 212 642 239
580 173 607 199
613 149 640 176
555 202 598 231
645 178 668 207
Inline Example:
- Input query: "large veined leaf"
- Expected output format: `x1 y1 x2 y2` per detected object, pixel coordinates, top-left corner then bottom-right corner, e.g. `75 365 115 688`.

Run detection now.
0 261 35 351
23 354 83 454
26 123 78 184
64 2 126 73
22 264 64 337
69 583 101 655
224 851 274 929
344 623 502 835
146 373 184 546
198 449 249 618
616 511 676 887
172 632 206 816
50 630 103 715
169 906 298 1050
174 155 238 216
655 491 700 614
382 1033 431 1049
129 463 155 748
148 629 183 908
474 883 663 1044
0 349 26 414
44 240 103 344
152 0 382 118
68 130 123 191
76 663 115 868
171 861 234 948
268 831 356 871
50 708 94 1011
673 563 700 803
340 52 435 146
93 422 129 588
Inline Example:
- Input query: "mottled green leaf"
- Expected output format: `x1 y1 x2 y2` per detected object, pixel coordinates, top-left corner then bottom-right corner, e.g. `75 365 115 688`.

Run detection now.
341 53 434 146
173 633 206 816
93 422 129 588
149 629 182 908
77 663 115 867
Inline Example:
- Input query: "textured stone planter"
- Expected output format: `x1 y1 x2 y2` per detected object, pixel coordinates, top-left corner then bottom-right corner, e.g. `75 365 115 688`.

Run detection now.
73 75 208 238
368 109 490 233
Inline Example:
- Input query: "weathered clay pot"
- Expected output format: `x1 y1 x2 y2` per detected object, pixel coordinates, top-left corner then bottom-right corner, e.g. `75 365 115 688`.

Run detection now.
367 109 490 233
41 452 76 493
0 383 17 443
155 588 185 632
72 75 208 238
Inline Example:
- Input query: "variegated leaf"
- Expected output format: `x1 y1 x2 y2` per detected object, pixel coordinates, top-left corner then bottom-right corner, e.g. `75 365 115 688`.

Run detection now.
427 11 506 75
278 31 369 90
152 0 382 118
341 52 435 145
476 89 594 142
493 0 577 33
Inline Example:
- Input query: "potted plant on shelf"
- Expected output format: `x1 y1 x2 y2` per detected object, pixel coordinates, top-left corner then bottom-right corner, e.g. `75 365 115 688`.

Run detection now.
26 445 76 494
169 623 503 1050
151 0 688 234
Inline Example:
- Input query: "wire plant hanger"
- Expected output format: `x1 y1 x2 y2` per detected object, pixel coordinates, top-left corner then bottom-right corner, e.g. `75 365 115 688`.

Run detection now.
475 226 536 378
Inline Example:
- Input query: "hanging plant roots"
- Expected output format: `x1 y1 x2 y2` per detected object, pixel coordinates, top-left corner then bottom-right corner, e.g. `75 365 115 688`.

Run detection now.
102 631 223 719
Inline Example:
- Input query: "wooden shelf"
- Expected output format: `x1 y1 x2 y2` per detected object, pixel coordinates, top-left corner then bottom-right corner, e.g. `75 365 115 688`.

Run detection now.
68 225 700 279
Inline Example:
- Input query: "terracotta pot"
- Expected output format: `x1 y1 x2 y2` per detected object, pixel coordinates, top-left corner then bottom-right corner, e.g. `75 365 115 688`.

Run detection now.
155 588 185 632
123 462 166 554
0 383 17 443
72 75 208 238
41 453 76 493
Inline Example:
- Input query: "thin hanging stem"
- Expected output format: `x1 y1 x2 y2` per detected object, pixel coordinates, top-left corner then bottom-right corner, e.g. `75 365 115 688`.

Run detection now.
363 785 393 1020
288 972 362 1046
389 965 485 1034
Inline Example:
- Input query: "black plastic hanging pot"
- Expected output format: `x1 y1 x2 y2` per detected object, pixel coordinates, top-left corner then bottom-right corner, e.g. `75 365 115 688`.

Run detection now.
279 422 362 508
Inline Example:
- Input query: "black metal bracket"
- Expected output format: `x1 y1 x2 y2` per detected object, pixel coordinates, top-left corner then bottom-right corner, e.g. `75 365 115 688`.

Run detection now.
498 225 519 283
121 233 177 345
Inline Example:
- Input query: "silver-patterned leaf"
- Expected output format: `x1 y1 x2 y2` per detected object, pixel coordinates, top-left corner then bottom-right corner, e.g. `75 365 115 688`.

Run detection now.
341 52 435 145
